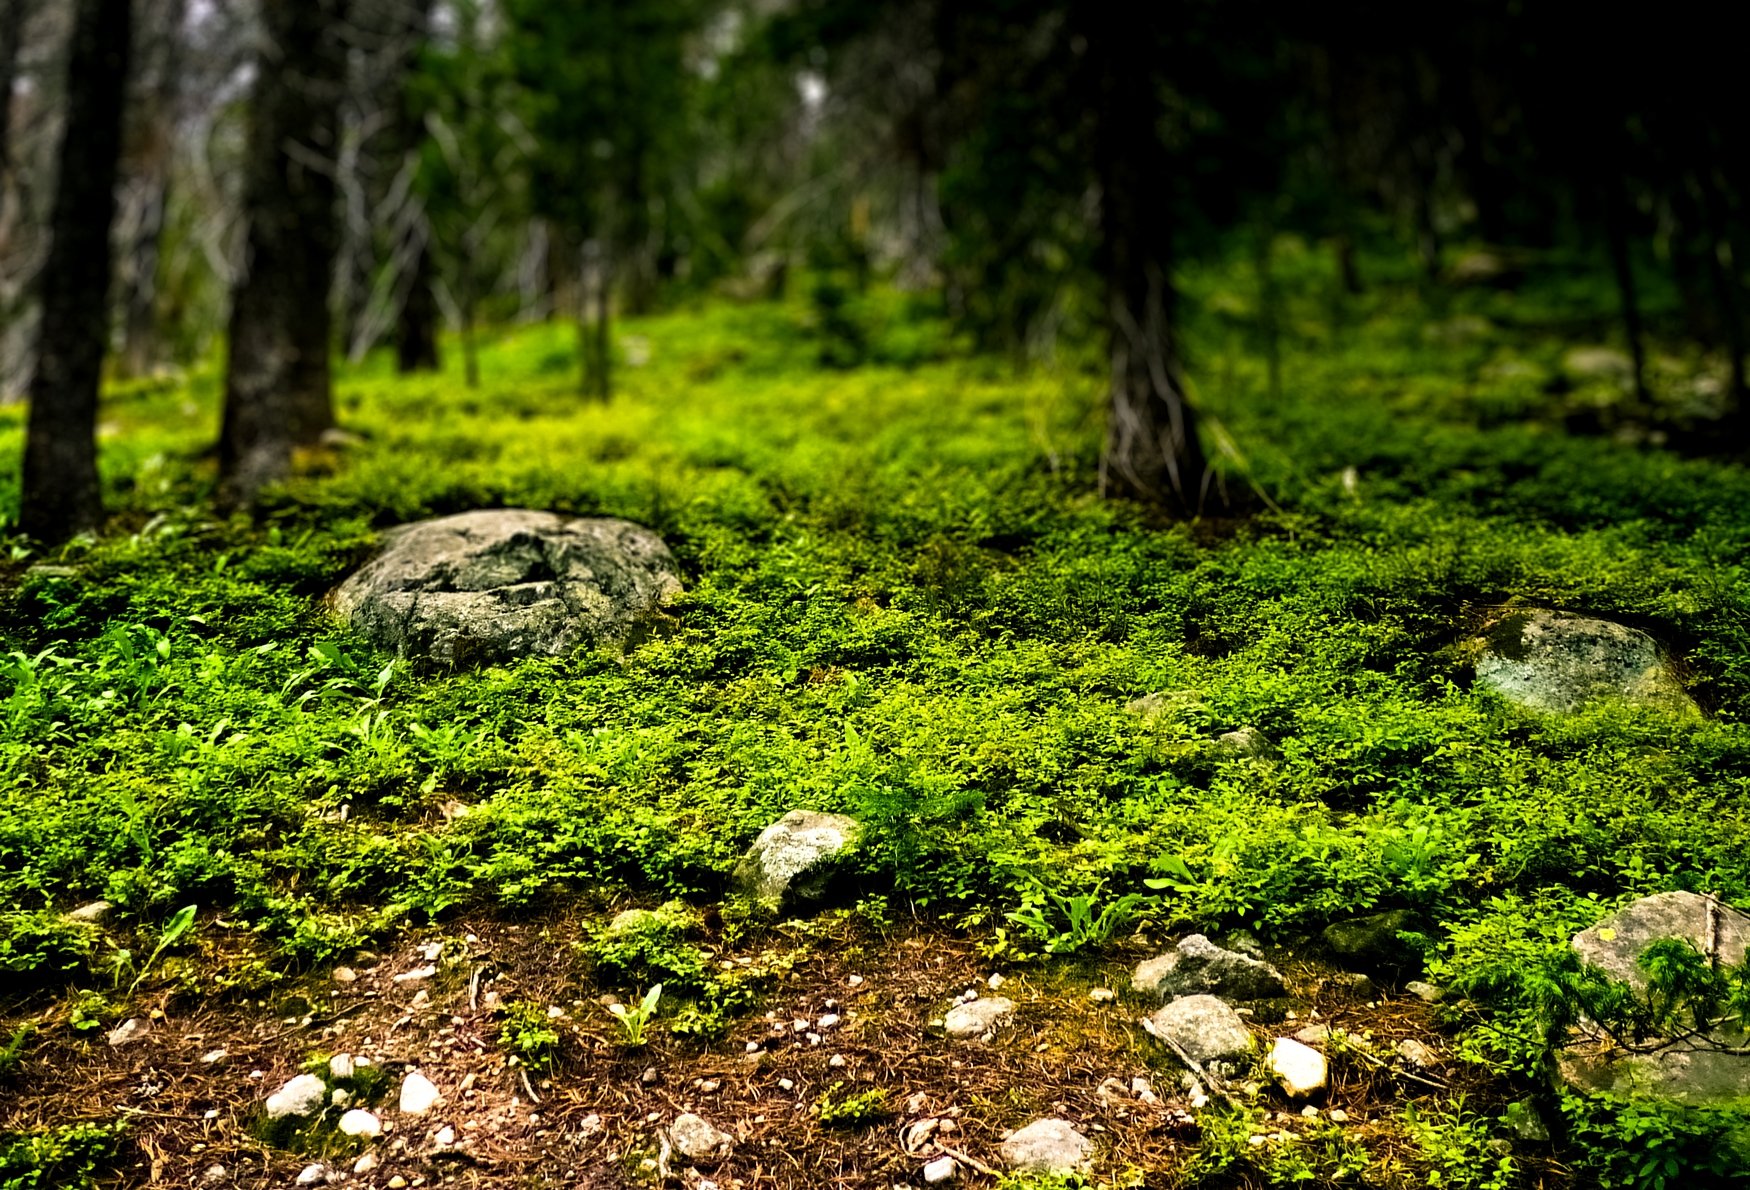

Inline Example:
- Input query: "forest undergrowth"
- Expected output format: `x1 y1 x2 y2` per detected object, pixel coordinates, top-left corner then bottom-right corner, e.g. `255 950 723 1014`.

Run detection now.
4 244 1750 1187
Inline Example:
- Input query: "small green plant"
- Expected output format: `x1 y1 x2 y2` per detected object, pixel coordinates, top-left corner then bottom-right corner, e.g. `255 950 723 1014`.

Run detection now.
0 912 95 990
498 1000 562 1070
587 902 710 992
812 1081 891 1128
606 984 663 1047
1400 1099 1515 1190
1003 881 1147 957
0 1121 124 1189
112 905 197 996
0 1025 33 1079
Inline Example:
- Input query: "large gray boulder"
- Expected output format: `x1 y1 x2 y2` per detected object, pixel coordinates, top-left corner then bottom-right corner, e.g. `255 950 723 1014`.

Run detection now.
1144 995 1256 1068
732 810 862 913
1472 609 1695 716
331 510 681 667
1560 892 1750 1108
1133 934 1285 1001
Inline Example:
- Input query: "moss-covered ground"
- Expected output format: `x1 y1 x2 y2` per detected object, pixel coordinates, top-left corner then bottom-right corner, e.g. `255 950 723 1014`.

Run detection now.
3 243 1750 1186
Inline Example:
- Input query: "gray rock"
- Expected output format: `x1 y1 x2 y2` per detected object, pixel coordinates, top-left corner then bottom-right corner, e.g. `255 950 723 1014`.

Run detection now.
997 1118 1092 1175
1395 1039 1438 1068
944 997 1015 1039
669 1113 734 1163
1321 910 1424 974
65 900 114 924
293 1163 328 1186
1215 727 1278 759
732 810 861 911
1144 995 1256 1066
330 510 681 668
1321 972 1376 999
1560 891 1750 1108
1404 981 1442 1004
1132 934 1285 1001
265 1073 327 1119
398 1070 442 1115
1572 891 1750 990
106 1017 149 1048
1473 609 1696 717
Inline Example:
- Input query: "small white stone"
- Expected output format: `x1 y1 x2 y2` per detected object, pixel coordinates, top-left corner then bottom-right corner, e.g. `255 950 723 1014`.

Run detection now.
434 1125 457 1147
670 1113 734 1163
1328 1109 1349 1123
294 1163 328 1186
922 1155 958 1184
330 1088 350 1106
329 1053 355 1080
66 900 114 923
699 1079 721 1093
1089 988 1116 1003
393 965 436 984
987 974 1006 990
332 966 358 984
792 1018 811 1033
265 1073 328 1119
352 1153 379 1175
943 997 1014 1039
338 1109 381 1138
847 975 865 986
745 1041 761 1053
1267 1038 1329 1099
106 1018 148 1048
201 1163 227 1184
200 1048 227 1065
817 1013 841 1029
388 1177 408 1189
1396 1038 1438 1068
778 1078 795 1091
418 942 443 961
829 1054 847 1068
399 1070 443 1115
1301 1105 1320 1117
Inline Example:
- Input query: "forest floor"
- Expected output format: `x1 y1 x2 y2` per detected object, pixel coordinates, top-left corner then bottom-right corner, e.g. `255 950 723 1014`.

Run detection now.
3 247 1750 1187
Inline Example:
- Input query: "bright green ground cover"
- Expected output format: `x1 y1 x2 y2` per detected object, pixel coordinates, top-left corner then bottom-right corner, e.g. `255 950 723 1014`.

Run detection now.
3 249 1750 1169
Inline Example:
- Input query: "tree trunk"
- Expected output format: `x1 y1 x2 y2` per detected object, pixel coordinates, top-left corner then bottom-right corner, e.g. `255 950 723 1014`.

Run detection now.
1085 4 1210 514
219 0 350 504
1602 178 1650 407
117 0 188 379
396 226 441 373
19 0 131 543
0 0 28 192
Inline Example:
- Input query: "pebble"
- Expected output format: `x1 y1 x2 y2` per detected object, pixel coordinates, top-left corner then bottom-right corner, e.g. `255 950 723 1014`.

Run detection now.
106 1018 148 1048
817 1013 842 1029
1396 1038 1438 1068
338 1109 382 1138
699 1079 721 1093
1328 1109 1349 1123
987 974 1006 990
201 1165 227 1185
353 1153 379 1175
265 1074 327 1119
393 965 437 984
642 1067 660 1085
434 1126 457 1148
388 1178 408 1189
418 942 443 961
332 967 358 984
399 1070 443 1115
66 900 114 923
199 1048 227 1065
847 975 865 986
778 1078 795 1091
670 1113 734 1163
1130 1076 1158 1105
1404 980 1442 1003
1266 1038 1329 1098
1089 988 1116 1003
294 1163 328 1186
922 1155 958 1184
998 1118 1093 1174
329 1053 355 1080
829 1054 847 1068
943 997 1015 1039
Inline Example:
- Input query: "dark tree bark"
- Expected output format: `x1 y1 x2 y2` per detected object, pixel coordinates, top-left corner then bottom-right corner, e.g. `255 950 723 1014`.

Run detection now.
18 0 131 543
219 0 350 504
0 0 28 191
1085 4 1211 514
118 0 188 378
1601 177 1650 407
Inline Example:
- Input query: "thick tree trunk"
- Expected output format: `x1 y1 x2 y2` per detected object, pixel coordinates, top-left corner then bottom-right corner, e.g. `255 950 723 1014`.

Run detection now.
0 0 27 192
1086 4 1210 514
220 0 350 503
18 0 131 543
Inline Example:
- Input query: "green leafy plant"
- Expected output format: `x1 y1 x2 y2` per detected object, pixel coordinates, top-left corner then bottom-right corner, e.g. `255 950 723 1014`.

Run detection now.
498 1000 562 1070
113 905 197 996
1003 881 1146 956
0 1121 124 1189
0 1026 33 1080
606 984 663 1047
811 1081 891 1128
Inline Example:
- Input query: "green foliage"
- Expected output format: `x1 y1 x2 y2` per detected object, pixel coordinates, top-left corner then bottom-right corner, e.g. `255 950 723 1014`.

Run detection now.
605 984 664 1048
497 999 562 1071
1559 1094 1744 1189
998 880 1146 959
811 1081 891 1128
587 902 710 993
1399 1100 1516 1190
116 904 197 996
0 912 94 990
0 1122 123 1190
0 1025 32 1080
